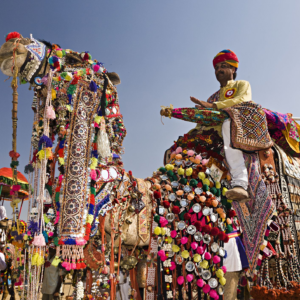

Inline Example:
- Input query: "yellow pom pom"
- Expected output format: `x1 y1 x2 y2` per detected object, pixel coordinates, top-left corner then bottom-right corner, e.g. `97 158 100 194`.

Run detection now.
219 277 226 286
37 150 45 160
37 254 45 266
200 260 209 269
77 70 83 76
193 254 201 263
186 168 193 177
181 250 190 259
203 179 210 186
64 73 73 81
216 269 224 278
87 214 94 224
222 187 228 196
172 244 180 252
216 182 221 189
56 50 63 58
198 172 205 180
58 157 65 166
51 89 56 100
167 237 173 244
154 227 161 235
31 253 38 265
161 228 166 236
183 150 187 154
53 77 60 82
165 164 174 171
23 234 28 241
90 157 98 169
177 167 185 176
94 116 102 124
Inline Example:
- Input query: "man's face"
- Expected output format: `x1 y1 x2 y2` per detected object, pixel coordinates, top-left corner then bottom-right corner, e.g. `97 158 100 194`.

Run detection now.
214 62 235 83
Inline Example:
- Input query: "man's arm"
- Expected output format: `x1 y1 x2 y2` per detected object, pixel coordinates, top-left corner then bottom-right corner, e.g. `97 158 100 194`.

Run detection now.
213 81 251 109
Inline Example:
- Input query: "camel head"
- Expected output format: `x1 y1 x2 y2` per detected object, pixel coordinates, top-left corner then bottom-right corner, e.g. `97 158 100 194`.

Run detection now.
0 32 31 76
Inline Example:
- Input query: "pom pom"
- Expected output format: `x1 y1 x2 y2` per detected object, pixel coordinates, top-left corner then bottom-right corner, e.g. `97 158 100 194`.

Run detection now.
5 32 21 42
163 201 170 208
194 221 202 231
213 255 221 264
172 244 180 252
193 253 201 263
202 225 211 234
204 252 211 260
165 164 174 171
219 277 226 286
186 274 194 282
175 147 183 154
191 242 198 250
211 227 219 236
177 276 184 285
154 227 161 235
216 269 224 278
154 215 160 223
209 290 218 299
197 279 204 287
172 206 180 214
184 213 191 221
181 250 190 259
224 235 229 243
46 105 56 120
187 150 195 156
210 187 217 195
197 246 204 255
203 284 211 294
157 250 165 257
221 266 227 274
218 231 226 241
186 168 193 177
177 167 184 176
202 159 209 166
228 210 236 218
170 261 176 271
159 217 168 227
170 230 177 238
179 178 187 185
153 191 161 199
189 179 198 187
181 237 188 244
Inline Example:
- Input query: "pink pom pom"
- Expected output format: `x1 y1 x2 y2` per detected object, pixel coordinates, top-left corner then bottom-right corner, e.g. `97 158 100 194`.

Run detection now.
46 105 56 120
61 261 67 268
197 246 204 255
42 76 48 85
221 266 227 274
32 234 46 246
59 175 63 183
214 296 219 300
54 211 59 225
48 232 54 237
157 250 165 257
204 252 211 260
175 147 183 154
186 274 194 282
170 261 176 271
170 230 177 238
191 242 198 250
76 238 87 246
71 262 76 269
93 64 100 72
195 155 202 161
203 284 211 294
90 169 97 180
213 255 221 264
159 217 168 227
202 159 209 166
209 290 218 299
197 279 204 287
187 150 195 157
177 276 184 285
27 231 31 235
181 237 188 244
160 255 167 262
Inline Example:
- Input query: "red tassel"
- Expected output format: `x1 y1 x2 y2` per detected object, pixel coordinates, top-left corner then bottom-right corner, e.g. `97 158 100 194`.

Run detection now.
58 239 64 245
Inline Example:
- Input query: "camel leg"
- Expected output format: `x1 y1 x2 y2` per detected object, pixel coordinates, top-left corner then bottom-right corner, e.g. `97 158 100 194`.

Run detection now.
223 271 240 300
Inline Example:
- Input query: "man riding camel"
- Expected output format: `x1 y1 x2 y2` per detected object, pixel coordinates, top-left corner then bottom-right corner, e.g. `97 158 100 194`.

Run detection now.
190 49 272 202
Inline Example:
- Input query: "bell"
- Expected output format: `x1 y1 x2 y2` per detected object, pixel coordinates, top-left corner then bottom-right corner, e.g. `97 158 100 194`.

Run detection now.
128 205 135 213
127 256 138 266
131 193 138 199
113 247 119 255
137 259 147 288
125 219 132 224
114 262 119 271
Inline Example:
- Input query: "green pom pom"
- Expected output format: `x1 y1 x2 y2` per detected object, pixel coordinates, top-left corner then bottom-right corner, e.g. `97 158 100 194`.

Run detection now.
55 192 60 203
53 237 59 246
226 224 233 233
215 189 221 197
221 198 227 206
159 167 167 174
154 215 160 223
203 184 209 192
167 170 174 178
90 187 96 195
210 187 217 195
179 178 188 185
21 79 27 84
189 179 198 187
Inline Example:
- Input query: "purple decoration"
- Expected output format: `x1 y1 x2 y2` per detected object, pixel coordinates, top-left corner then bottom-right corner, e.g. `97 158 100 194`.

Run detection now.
89 81 97 92
38 135 53 148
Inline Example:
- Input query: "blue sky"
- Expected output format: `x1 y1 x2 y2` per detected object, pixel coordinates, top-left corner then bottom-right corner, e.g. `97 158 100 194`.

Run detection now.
0 0 299 220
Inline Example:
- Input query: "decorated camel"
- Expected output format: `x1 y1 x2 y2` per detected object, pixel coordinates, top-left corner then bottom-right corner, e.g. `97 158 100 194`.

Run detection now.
1 32 300 300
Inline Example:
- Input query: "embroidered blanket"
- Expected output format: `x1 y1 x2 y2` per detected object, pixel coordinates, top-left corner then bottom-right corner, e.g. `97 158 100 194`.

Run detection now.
232 153 275 275
223 102 273 152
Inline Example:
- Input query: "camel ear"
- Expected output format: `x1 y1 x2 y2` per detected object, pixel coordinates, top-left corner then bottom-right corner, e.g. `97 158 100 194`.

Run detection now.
106 72 121 85
65 53 82 65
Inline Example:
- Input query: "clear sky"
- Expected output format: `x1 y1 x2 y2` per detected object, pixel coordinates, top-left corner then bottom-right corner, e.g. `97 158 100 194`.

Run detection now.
0 0 299 220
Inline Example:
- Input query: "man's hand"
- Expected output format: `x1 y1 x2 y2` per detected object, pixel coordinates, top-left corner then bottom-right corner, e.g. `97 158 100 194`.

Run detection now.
190 97 213 109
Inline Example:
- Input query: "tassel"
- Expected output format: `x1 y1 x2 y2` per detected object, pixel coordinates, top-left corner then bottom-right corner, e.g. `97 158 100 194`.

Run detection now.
32 234 46 246
46 105 56 120
71 259 76 269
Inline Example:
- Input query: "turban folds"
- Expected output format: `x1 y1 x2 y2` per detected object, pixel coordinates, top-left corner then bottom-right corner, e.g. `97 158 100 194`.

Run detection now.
213 50 239 69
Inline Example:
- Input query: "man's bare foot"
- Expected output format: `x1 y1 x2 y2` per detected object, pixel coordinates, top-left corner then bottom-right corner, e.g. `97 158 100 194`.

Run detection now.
225 187 250 203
